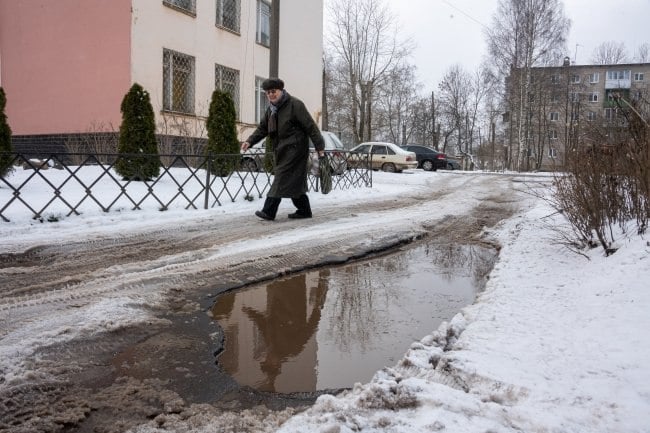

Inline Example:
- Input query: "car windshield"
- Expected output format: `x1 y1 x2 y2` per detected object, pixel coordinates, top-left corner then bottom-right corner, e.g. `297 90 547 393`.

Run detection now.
327 133 345 150
310 132 346 150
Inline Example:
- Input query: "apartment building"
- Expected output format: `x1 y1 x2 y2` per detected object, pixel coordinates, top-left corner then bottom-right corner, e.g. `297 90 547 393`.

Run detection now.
505 58 650 171
0 0 324 153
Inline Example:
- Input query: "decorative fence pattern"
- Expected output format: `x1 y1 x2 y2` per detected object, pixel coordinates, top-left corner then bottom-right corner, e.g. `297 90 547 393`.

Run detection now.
0 152 371 222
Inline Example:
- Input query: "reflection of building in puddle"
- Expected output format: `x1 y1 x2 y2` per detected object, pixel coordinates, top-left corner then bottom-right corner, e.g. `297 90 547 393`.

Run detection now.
212 273 328 393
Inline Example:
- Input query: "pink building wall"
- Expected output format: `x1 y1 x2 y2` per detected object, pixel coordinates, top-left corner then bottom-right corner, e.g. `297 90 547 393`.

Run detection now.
0 0 132 135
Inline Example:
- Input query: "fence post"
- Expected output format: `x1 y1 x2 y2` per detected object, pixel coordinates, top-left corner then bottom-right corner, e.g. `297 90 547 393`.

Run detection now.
204 153 211 209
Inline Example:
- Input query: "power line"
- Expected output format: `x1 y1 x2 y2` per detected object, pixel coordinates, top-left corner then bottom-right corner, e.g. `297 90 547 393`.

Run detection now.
440 0 488 30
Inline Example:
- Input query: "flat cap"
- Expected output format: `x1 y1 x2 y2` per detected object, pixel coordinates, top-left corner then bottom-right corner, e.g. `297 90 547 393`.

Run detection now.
262 78 285 91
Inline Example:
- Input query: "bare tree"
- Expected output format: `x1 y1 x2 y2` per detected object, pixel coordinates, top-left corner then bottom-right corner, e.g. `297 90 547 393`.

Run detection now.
591 41 630 64
634 42 650 63
438 65 472 157
326 0 411 144
377 64 419 144
486 0 570 171
437 65 494 168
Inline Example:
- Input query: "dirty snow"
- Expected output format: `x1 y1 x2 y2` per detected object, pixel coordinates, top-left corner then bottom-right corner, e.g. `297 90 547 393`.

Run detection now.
1 169 649 432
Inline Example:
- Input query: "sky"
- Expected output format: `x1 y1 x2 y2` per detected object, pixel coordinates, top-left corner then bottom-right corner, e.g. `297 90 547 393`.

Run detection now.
385 0 650 90
1 166 649 432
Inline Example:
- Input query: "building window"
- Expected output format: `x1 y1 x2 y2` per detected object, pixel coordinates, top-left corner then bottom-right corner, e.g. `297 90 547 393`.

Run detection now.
163 49 195 114
589 72 600 83
551 93 560 103
548 147 557 158
571 112 579 121
550 74 560 84
588 92 599 102
607 70 631 80
255 76 269 123
163 0 196 15
634 72 645 81
215 64 240 118
550 112 559 121
605 108 617 120
570 92 580 102
216 0 240 33
587 111 597 121
549 130 558 140
632 91 643 101
571 74 580 84
256 0 271 47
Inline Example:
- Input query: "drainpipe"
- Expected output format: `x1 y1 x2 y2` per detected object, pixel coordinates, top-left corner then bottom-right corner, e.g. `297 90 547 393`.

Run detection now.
270 0 280 77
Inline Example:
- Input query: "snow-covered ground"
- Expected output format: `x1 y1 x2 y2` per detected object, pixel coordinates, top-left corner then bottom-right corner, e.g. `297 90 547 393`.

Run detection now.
276 188 650 433
1 168 649 432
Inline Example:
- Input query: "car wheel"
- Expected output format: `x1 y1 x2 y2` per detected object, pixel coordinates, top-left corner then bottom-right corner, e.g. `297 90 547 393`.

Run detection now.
381 163 397 173
241 158 258 172
447 162 454 170
422 160 434 171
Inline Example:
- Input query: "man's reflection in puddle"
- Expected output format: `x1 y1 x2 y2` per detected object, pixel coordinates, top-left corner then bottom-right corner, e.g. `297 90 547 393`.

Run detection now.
213 273 327 392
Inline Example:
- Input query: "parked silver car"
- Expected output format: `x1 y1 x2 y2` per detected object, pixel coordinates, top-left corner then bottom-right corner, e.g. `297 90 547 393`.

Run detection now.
348 142 418 172
309 131 348 175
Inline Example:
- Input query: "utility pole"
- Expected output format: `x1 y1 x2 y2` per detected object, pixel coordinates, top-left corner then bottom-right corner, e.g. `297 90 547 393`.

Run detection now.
270 0 280 77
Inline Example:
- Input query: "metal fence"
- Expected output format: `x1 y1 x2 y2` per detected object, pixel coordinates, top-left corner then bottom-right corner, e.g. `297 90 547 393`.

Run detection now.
0 151 371 222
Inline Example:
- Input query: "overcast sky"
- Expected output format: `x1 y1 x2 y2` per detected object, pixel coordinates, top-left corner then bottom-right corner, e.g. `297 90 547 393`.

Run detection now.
328 0 650 91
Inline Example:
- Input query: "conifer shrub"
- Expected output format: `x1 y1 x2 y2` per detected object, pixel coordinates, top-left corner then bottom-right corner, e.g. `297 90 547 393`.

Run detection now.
0 87 14 177
205 89 239 176
115 83 160 181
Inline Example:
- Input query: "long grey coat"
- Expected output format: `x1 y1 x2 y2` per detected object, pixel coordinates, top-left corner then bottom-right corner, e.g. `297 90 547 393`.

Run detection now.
246 93 325 198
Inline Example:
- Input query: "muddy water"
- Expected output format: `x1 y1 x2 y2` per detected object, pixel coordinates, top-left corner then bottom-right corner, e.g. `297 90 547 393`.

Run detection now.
211 241 495 393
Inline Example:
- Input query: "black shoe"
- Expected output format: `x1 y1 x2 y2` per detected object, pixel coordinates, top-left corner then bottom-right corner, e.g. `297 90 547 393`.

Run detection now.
288 212 312 219
255 210 274 220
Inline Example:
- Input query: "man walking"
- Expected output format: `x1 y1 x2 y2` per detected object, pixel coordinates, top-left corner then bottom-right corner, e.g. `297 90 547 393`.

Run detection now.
241 78 325 221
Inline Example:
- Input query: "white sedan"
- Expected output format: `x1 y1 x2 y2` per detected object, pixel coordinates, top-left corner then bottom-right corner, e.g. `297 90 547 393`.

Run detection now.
349 141 418 172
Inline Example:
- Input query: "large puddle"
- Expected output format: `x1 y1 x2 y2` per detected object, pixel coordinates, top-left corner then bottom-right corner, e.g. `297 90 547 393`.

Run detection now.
211 241 496 393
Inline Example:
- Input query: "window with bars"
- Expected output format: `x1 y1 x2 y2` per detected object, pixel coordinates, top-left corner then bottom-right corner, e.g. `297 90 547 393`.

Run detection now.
256 0 271 47
255 76 269 123
216 0 240 33
163 0 196 15
215 64 240 118
163 49 195 114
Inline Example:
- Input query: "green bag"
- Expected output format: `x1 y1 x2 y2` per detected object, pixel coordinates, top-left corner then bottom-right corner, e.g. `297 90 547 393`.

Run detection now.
319 155 332 194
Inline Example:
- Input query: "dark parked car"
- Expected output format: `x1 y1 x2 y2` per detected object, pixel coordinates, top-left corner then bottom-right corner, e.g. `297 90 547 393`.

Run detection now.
446 159 461 170
400 145 447 171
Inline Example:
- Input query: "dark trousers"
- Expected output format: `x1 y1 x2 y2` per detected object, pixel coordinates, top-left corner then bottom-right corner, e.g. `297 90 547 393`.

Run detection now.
262 194 312 218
